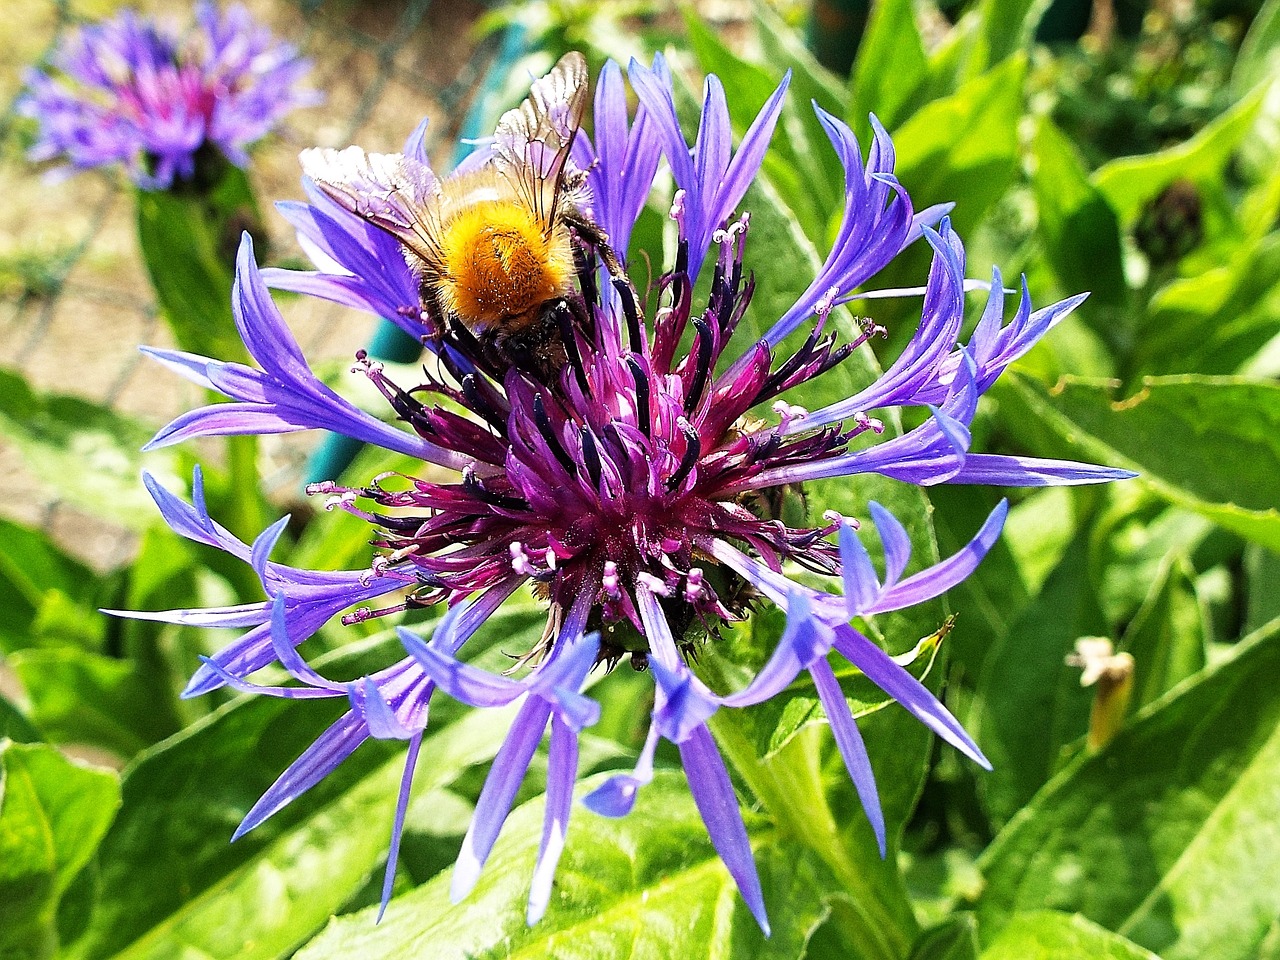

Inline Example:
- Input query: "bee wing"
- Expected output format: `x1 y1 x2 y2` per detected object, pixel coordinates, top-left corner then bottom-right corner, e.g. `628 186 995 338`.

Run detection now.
300 146 442 264
492 51 589 231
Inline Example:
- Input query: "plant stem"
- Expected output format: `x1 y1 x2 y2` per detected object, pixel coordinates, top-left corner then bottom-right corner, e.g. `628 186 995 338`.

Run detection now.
711 716 918 959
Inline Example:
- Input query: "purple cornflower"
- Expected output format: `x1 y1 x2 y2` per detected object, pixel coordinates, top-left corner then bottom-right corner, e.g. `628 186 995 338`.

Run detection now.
19 2 316 189
120 54 1133 931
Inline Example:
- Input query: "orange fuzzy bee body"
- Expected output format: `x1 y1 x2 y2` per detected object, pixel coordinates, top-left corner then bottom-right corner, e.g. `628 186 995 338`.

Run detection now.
435 186 576 334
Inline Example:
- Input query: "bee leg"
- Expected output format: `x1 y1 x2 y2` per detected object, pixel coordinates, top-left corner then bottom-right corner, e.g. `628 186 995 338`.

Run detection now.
564 211 645 325
563 211 628 283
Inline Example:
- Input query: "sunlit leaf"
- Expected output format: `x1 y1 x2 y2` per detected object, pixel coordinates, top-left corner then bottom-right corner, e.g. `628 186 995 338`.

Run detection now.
1118 553 1207 710
992 372 1280 551
849 0 928 137
1030 119 1127 327
0 369 178 531
980 911 1159 960
10 648 180 758
1092 89 1265 227
978 619 1280 960
0 696 41 744
1135 232 1280 377
972 534 1103 826
0 742 120 960
294 771 836 960
892 56 1026 237
910 911 981 960
134 164 262 364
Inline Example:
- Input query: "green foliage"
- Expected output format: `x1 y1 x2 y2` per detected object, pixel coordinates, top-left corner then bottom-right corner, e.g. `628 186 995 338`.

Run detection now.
294 771 839 960
849 0 928 137
0 742 121 960
972 534 1104 825
1092 87 1265 228
134 161 262 364
0 516 100 655
892 55 1027 238
9 649 180 757
979 911 1159 959
977 619 1280 959
1118 553 1207 709
0 370 177 531
6 0 1280 954
1030 119 1127 331
1042 9 1247 168
992 374 1280 550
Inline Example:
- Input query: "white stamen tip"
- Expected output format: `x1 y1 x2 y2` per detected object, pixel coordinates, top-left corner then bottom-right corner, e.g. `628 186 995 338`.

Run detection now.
670 189 687 221
509 541 534 576
637 572 671 597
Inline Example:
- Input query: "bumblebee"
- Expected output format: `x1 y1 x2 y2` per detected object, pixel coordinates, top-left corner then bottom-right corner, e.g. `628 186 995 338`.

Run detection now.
300 52 621 376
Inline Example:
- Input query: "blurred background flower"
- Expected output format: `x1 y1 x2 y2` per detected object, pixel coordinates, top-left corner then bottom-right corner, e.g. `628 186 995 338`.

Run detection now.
19 2 317 189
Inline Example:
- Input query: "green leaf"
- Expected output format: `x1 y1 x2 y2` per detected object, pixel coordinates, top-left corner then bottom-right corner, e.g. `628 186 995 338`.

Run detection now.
927 485 1034 670
134 163 262 364
1086 495 1218 628
1092 88 1266 228
972 533 1105 826
0 696 41 744
31 590 108 652
1232 0 1280 95
753 2 849 114
294 771 834 960
977 618 1280 959
892 56 1026 238
966 0 1050 77
1117 554 1207 710
1030 119 1127 321
912 913 981 960
1259 917 1280 960
979 911 1159 960
68 611 545 960
0 519 125 681
9 648 180 758
990 373 1280 551
0 517 93 613
919 15 982 104
849 0 928 136
1135 232 1280 377
1245 544 1280 635
0 369 178 531
0 742 121 960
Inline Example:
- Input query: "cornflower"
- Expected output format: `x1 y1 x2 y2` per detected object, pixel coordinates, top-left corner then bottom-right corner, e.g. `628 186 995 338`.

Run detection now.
19 2 316 189
118 53 1132 931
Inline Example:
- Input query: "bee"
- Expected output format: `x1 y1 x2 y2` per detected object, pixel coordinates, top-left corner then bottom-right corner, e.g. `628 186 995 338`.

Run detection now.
300 52 623 377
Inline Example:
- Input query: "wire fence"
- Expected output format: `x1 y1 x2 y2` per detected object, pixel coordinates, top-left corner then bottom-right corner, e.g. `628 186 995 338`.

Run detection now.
0 0 503 569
